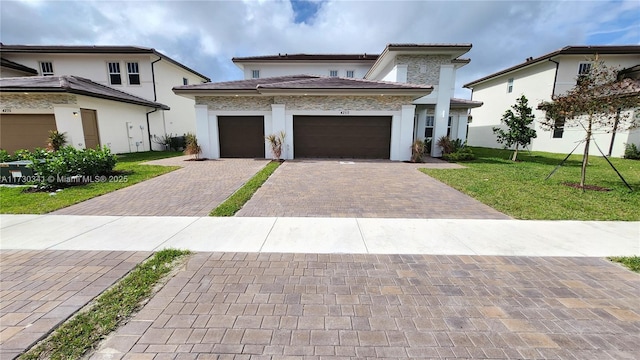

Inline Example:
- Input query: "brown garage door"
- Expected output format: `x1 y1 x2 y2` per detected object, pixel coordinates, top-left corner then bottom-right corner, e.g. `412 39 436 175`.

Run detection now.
294 115 391 159
0 114 57 153
218 116 265 158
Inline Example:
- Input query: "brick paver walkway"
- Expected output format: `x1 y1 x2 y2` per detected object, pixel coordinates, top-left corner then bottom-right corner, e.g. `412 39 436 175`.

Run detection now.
92 253 639 359
0 250 150 359
53 157 269 216
237 160 509 219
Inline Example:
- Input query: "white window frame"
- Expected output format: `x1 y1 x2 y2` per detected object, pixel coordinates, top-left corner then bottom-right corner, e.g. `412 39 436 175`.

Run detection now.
107 62 122 85
507 78 514 93
578 62 592 75
424 115 435 139
252 69 260 79
329 70 338 77
126 62 140 85
39 61 54 76
346 70 355 78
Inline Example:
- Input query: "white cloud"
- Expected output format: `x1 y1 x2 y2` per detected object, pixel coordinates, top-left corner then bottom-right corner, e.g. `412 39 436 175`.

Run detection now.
1 0 638 97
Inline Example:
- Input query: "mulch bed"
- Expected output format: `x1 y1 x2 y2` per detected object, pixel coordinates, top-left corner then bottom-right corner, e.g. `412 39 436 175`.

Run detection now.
563 182 611 191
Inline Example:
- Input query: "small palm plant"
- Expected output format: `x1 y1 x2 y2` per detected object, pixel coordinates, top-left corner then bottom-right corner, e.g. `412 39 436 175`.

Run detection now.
184 133 202 160
265 131 286 161
46 130 67 151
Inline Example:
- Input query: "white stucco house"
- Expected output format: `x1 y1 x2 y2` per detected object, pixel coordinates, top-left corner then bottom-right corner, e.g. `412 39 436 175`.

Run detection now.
464 45 640 158
0 44 210 153
0 76 168 154
174 43 482 161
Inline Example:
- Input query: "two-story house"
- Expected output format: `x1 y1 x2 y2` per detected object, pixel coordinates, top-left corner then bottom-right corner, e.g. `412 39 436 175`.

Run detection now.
174 43 481 160
464 45 640 158
0 44 210 153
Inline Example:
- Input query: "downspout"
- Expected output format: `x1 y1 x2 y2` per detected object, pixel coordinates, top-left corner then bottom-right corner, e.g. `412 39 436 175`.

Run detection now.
147 55 162 151
548 58 560 97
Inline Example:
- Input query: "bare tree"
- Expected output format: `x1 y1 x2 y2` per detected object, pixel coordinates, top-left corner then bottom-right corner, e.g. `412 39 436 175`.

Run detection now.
539 57 640 188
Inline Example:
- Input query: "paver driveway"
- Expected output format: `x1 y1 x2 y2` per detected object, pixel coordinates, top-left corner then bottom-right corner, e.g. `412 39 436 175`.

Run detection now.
0 250 150 359
237 160 509 219
91 252 640 359
53 157 269 216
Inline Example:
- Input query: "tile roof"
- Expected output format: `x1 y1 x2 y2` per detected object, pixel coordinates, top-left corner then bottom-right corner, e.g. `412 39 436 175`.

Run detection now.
450 98 483 108
0 43 210 81
173 75 432 96
0 57 38 75
232 54 379 62
0 75 169 109
464 45 640 88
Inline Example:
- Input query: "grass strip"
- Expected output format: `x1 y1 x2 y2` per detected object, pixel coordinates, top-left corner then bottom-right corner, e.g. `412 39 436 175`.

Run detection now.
609 256 640 273
211 160 281 216
1 151 183 214
19 248 191 360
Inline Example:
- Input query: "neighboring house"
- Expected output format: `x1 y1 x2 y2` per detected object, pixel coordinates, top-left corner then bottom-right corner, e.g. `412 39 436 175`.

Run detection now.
464 45 640 158
0 76 168 153
174 43 481 160
0 44 210 152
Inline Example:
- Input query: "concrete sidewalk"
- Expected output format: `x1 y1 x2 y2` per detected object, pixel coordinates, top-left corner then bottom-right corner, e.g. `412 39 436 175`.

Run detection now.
1 215 638 256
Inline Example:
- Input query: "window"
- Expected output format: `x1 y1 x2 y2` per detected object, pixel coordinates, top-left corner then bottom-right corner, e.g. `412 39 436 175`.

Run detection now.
447 116 452 137
424 115 434 138
39 62 54 76
507 78 514 93
346 70 355 78
108 62 122 85
329 70 338 77
252 69 260 79
126 62 140 85
577 62 592 85
183 78 189 85
553 118 565 138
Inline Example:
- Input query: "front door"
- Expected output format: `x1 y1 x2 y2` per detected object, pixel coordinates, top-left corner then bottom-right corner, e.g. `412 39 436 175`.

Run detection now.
81 109 100 149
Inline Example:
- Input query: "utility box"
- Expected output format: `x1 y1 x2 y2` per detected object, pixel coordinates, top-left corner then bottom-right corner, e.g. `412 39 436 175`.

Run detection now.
0 160 36 184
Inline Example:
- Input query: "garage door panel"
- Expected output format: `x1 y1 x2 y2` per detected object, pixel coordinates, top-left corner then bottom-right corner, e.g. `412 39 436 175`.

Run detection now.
294 116 391 159
0 114 57 153
218 116 265 158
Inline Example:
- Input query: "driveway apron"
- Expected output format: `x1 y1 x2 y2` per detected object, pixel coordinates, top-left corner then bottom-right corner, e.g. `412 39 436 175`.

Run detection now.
90 252 640 359
0 250 150 359
52 157 269 216
237 160 509 219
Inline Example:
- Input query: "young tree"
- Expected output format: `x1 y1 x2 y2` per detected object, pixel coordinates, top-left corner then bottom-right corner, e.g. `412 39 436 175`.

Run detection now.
539 58 640 188
493 95 537 161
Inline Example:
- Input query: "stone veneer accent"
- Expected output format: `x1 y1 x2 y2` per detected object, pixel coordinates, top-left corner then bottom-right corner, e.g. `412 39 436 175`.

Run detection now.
197 95 415 112
196 96 273 111
396 55 452 85
274 95 413 111
0 94 77 109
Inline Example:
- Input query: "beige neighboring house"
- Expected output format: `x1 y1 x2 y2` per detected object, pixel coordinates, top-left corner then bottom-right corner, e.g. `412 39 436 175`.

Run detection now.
0 76 168 153
464 45 640 158
174 43 481 160
0 44 210 153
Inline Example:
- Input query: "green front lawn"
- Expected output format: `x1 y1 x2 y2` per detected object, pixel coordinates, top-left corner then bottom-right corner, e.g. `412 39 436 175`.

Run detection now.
0 151 183 214
420 147 640 220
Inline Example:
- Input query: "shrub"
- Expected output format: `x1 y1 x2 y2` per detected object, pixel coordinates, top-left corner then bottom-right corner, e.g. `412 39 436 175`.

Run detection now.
46 130 67 151
184 133 202 159
0 150 15 162
436 136 464 155
28 146 117 189
624 143 640 160
442 147 476 162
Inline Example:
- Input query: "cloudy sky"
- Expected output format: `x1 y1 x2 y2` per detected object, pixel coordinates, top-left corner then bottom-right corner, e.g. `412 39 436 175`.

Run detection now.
1 0 638 98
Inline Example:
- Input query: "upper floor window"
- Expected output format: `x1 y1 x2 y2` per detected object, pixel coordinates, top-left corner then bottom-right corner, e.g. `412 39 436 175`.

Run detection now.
108 62 122 85
252 70 260 79
183 78 189 85
126 62 140 85
329 70 338 77
346 70 355 78
39 62 54 76
507 78 514 93
577 62 592 85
